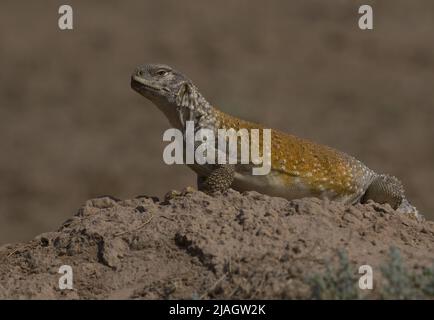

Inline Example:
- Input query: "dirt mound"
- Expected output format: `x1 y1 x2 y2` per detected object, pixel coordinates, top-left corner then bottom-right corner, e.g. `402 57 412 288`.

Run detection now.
0 189 433 299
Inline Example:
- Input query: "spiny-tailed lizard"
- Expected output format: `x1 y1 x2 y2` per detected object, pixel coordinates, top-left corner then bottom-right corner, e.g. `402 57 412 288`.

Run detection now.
131 63 420 219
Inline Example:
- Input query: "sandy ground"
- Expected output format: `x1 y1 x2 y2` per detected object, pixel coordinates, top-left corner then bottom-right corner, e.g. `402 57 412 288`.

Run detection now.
0 1 433 245
0 190 433 299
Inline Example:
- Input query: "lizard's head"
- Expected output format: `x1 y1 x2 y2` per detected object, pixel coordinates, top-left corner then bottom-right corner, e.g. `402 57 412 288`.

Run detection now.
131 64 192 105
131 63 210 128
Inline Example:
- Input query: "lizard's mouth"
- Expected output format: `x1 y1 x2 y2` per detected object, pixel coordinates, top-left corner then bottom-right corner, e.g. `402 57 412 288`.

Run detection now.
131 76 162 94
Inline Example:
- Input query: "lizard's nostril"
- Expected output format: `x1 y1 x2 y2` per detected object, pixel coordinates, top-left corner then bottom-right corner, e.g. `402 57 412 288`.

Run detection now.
135 69 143 77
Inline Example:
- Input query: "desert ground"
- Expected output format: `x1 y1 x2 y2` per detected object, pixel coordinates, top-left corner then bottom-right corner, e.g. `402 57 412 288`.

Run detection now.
1 190 433 299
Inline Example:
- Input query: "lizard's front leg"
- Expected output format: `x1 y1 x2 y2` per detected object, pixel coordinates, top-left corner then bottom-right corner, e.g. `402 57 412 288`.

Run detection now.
197 164 235 194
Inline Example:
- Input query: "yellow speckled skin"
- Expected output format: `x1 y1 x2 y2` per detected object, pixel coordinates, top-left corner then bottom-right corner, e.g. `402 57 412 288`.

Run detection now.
213 109 376 204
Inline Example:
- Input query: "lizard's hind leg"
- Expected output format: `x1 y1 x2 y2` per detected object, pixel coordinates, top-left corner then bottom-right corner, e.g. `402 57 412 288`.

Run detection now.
361 174 421 219
197 164 235 195
361 174 404 209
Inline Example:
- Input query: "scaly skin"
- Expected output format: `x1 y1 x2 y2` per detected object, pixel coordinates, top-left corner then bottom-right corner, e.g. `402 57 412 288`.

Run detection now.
131 63 421 219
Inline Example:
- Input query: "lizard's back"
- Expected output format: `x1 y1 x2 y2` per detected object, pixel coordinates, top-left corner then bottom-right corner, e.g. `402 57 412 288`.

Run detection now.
214 109 376 204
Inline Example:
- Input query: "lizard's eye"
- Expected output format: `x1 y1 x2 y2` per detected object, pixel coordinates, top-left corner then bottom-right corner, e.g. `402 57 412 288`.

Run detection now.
155 69 169 77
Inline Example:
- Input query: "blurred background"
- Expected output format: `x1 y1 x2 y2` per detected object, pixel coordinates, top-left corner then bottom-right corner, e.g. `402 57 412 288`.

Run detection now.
0 0 433 244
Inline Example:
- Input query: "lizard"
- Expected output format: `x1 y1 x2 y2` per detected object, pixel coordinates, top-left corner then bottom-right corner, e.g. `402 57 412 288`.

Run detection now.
130 63 421 219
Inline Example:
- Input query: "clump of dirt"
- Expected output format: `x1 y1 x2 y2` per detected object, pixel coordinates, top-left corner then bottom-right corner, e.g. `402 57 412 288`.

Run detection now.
0 189 433 299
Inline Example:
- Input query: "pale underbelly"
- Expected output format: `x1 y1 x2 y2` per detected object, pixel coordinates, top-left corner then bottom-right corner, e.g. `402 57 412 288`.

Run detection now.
232 170 359 204
232 170 317 200
188 164 359 204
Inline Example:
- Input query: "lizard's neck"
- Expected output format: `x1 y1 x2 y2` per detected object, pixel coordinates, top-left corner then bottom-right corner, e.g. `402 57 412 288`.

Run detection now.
185 92 219 132
157 85 219 133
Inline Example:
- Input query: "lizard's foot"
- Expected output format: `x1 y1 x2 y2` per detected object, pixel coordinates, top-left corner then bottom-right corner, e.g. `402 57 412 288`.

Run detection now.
197 164 235 195
181 186 196 195
164 189 182 201
164 186 196 201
